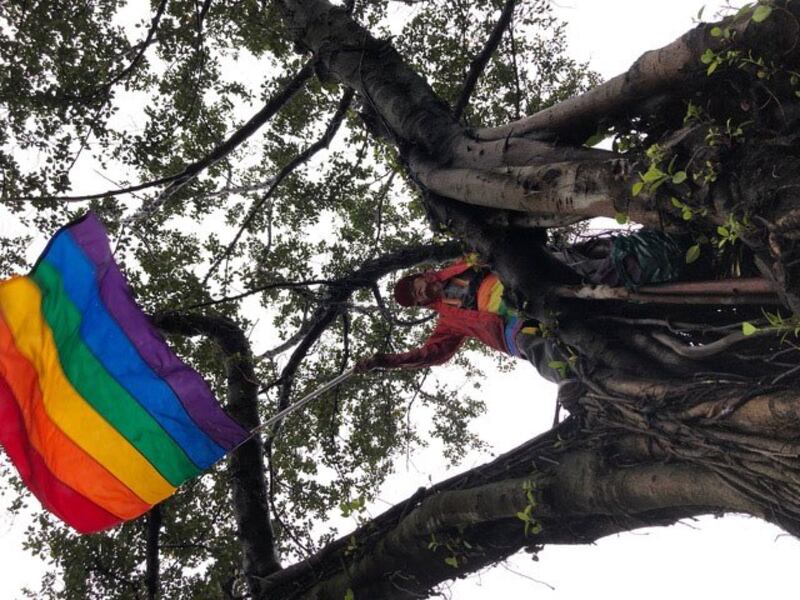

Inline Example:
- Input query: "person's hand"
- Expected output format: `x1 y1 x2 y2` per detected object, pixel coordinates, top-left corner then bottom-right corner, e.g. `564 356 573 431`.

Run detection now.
354 355 383 373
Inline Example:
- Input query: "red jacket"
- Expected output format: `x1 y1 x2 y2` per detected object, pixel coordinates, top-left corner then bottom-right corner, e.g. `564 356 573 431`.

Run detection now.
378 261 510 369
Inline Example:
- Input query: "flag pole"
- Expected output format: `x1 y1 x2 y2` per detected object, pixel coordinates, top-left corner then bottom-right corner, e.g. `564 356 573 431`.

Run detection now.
251 367 357 438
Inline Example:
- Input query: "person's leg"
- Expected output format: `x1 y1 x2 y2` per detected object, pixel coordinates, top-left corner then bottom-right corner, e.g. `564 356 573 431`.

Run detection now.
515 329 586 413
514 328 565 385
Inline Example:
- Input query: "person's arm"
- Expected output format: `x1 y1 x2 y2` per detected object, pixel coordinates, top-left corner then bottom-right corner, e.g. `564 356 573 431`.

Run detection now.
356 322 465 371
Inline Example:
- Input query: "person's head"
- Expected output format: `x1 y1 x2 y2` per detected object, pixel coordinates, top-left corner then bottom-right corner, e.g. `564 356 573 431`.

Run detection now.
393 273 443 307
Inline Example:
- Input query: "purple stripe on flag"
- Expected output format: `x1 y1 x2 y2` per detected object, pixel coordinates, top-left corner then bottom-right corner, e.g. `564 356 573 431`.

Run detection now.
68 214 248 450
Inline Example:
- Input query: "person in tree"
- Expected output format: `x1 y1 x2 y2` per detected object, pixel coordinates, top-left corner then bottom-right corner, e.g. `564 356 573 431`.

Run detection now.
355 230 695 383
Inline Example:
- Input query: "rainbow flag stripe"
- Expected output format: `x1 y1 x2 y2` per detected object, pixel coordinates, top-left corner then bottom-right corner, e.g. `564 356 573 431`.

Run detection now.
0 214 249 533
476 273 524 357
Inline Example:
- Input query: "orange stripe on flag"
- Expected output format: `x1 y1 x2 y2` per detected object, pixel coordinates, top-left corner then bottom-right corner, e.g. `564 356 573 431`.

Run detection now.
0 314 152 520
0 277 175 504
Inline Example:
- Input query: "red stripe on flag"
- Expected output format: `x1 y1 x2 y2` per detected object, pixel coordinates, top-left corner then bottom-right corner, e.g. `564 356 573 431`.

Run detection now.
0 375 121 534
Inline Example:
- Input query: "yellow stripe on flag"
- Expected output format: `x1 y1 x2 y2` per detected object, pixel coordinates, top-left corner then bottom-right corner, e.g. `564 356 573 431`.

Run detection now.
0 277 175 504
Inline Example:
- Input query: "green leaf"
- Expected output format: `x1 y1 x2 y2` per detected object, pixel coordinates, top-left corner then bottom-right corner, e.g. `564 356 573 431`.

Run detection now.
344 590 355 600
682 208 693 221
516 511 531 523
710 26 723 37
671 197 684 209
701 48 716 64
707 60 719 76
642 166 666 183
742 322 759 336
444 556 459 568
717 225 730 237
752 4 772 22
672 171 688 184
632 181 644 196
615 212 629 225
685 244 701 264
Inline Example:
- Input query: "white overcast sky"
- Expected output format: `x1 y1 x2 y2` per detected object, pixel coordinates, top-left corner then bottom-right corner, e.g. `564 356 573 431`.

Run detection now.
3 1 800 599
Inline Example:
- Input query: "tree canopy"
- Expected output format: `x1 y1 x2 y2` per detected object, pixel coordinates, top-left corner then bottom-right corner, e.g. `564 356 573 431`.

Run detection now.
3 0 800 598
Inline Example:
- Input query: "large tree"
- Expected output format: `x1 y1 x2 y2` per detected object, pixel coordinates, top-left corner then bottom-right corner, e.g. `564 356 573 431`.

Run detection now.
2 0 800 598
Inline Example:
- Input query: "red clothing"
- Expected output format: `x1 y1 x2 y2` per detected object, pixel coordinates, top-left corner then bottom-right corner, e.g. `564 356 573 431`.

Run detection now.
378 261 510 369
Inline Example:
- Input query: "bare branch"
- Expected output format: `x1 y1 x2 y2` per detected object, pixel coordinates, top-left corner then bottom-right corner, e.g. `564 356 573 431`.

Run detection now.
453 0 516 120
476 6 800 141
178 278 348 312
651 328 778 360
58 0 169 105
259 304 313 360
552 283 782 306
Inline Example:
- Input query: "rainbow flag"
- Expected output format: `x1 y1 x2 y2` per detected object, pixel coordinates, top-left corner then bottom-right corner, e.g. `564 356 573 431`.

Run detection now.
0 214 249 533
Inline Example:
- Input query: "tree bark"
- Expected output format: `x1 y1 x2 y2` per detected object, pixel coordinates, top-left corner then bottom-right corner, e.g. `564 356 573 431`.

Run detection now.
258 376 792 599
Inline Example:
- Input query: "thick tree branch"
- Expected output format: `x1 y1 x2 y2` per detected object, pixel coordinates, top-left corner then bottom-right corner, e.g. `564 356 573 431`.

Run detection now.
274 0 664 236
476 2 800 141
410 153 650 224
144 505 162 600
260 423 765 600
277 0 463 157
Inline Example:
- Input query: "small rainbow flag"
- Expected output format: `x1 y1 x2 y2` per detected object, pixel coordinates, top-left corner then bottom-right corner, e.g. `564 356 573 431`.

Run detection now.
0 213 249 533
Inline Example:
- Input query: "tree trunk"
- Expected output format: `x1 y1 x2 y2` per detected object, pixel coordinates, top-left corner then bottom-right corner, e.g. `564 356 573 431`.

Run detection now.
258 373 800 599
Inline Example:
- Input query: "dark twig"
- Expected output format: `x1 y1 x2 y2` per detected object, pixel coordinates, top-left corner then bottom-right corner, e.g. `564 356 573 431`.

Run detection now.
259 303 313 360
178 278 358 312
508 11 522 121
202 87 355 284
372 171 397 252
72 0 169 104
452 0 516 120
328 311 352 444
11 62 314 207
129 61 317 224
145 505 162 600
